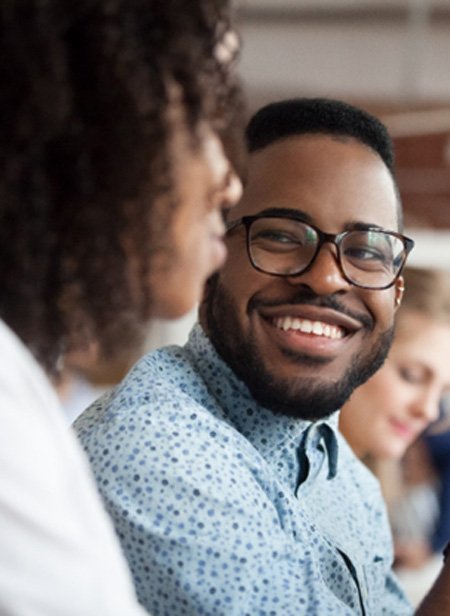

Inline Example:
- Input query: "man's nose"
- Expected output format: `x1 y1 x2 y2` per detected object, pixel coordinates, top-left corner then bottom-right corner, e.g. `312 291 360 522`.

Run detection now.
285 243 352 295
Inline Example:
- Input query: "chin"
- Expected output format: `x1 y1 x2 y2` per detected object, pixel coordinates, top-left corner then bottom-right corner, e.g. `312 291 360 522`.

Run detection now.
377 443 407 461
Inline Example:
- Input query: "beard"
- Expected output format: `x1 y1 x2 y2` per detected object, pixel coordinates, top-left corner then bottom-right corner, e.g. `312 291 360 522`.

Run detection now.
203 275 394 421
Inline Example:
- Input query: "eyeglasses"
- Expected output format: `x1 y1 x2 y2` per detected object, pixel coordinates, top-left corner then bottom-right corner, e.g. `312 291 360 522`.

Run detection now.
226 214 415 290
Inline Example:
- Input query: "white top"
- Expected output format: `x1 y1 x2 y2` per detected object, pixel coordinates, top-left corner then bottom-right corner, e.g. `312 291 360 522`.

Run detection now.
0 320 147 616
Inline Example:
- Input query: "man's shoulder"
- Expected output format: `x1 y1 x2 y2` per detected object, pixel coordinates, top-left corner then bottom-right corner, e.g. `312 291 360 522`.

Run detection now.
132 343 194 380
110 343 201 404
74 343 223 439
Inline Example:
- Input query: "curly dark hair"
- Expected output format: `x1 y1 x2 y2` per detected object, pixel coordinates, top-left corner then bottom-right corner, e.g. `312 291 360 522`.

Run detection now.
0 0 244 374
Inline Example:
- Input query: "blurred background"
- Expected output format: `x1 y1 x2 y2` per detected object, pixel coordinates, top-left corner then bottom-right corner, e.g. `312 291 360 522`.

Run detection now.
236 0 450 248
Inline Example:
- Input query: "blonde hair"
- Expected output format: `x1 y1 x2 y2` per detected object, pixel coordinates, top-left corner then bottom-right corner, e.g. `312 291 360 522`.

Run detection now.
398 267 450 327
399 267 450 436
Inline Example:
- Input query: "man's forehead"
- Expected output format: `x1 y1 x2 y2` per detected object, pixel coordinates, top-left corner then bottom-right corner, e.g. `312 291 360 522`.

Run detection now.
233 134 400 231
244 133 389 181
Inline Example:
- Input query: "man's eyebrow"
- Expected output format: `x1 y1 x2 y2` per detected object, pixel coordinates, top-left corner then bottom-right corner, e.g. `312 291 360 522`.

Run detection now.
343 221 387 232
257 211 391 232
235 209 394 233
256 207 314 224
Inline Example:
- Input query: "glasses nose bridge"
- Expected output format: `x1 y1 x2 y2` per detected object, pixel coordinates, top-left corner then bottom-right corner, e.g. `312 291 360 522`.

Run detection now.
315 230 342 263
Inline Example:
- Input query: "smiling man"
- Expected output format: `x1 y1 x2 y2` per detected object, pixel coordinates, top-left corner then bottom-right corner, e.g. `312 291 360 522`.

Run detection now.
75 99 421 615
204 124 409 421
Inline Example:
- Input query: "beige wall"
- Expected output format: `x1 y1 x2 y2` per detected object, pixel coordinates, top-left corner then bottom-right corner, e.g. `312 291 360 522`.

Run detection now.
236 1 450 106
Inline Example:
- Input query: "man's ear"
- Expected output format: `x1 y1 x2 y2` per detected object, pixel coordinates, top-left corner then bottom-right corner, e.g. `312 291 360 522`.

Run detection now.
394 275 405 311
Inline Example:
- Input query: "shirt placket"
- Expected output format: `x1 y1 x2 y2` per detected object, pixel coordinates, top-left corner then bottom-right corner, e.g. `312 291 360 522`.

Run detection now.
295 423 367 615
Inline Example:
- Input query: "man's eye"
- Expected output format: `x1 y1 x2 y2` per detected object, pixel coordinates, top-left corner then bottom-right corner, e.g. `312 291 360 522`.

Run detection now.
345 246 388 262
343 244 394 274
253 230 300 245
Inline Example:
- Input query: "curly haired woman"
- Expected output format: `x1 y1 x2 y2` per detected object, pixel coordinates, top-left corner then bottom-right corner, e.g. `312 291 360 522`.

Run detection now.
0 1 243 614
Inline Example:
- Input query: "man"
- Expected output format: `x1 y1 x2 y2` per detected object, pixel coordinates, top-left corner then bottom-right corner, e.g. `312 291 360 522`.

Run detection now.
76 98 430 614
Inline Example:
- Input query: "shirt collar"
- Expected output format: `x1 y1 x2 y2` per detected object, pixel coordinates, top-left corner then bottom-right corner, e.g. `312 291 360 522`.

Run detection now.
185 324 339 490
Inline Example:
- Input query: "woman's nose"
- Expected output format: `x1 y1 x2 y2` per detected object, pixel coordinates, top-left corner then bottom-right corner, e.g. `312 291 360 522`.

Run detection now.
412 389 441 424
221 169 243 211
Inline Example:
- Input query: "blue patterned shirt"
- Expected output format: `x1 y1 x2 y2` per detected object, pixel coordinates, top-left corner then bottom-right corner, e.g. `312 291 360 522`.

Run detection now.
74 325 412 615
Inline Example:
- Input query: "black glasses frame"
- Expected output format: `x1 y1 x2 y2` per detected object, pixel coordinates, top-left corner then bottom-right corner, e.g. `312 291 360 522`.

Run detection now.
226 214 415 290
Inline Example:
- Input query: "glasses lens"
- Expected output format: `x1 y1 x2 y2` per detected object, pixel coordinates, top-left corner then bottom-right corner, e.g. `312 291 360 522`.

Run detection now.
340 230 406 288
248 217 318 275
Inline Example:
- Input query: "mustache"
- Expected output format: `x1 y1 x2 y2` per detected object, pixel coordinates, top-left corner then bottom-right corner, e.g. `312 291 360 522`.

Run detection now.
248 289 374 330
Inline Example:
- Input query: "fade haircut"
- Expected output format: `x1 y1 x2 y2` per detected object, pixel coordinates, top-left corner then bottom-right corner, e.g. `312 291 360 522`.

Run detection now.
246 97 395 174
0 0 243 374
245 97 401 228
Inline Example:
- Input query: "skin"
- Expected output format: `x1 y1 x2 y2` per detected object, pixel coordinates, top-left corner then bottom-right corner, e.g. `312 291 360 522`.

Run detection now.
340 311 450 460
201 134 404 419
62 106 243 385
149 121 242 319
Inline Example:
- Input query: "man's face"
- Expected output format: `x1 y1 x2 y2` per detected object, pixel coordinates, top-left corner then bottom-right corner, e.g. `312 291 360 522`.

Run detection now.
201 134 404 420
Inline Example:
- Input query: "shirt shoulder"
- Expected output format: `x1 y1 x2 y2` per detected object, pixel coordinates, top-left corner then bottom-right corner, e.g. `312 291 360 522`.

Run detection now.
0 322 147 616
0 320 60 416
75 344 214 428
74 343 253 471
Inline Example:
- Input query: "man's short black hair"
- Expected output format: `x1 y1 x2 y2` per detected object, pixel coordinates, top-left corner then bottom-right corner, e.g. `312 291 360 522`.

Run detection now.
246 97 394 174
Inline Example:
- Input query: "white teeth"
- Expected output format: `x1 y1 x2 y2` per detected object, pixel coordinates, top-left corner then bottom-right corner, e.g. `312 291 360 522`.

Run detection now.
300 320 312 334
312 322 323 335
273 317 344 340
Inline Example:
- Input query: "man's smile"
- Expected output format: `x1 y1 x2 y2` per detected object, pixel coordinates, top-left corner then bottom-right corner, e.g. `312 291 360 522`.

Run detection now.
272 317 345 340
253 302 368 361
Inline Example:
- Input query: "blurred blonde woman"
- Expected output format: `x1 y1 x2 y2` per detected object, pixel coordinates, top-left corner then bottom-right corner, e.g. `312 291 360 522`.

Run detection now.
339 267 450 574
340 267 450 461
